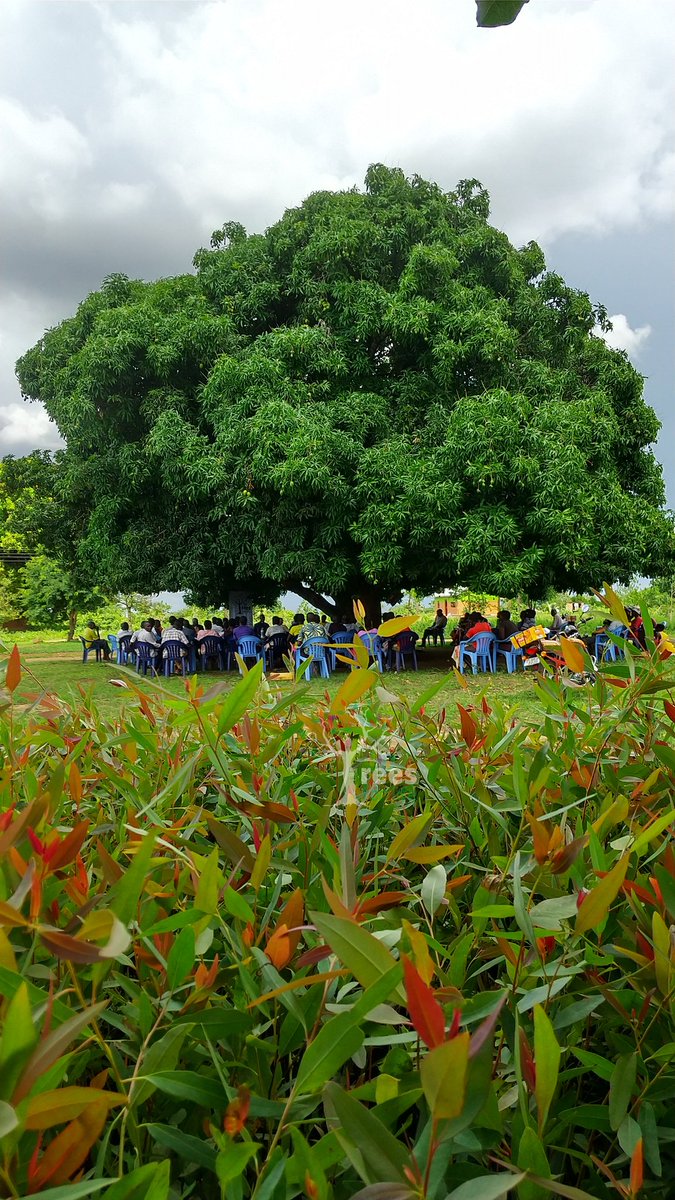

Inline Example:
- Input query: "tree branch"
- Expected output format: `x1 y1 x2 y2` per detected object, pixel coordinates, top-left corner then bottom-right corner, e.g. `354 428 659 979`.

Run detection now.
288 583 337 618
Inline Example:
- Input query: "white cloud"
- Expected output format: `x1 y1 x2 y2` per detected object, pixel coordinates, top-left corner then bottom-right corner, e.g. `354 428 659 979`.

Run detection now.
0 0 672 463
0 402 61 455
600 313 652 359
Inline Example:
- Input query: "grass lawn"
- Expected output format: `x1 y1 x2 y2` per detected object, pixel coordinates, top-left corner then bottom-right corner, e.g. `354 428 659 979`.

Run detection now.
9 636 543 718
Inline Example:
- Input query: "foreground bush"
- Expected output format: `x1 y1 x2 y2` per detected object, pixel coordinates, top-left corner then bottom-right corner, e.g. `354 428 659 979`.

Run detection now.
0 627 674 1199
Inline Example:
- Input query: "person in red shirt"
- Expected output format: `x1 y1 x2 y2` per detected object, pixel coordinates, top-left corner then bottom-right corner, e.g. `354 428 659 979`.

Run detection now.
452 612 492 665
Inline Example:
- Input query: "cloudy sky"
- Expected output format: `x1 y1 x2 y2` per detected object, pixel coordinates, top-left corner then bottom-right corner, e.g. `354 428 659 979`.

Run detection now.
1 0 673 497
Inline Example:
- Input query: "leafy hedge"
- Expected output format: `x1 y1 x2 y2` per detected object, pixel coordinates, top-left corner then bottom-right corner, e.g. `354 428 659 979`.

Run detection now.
1 619 675 1199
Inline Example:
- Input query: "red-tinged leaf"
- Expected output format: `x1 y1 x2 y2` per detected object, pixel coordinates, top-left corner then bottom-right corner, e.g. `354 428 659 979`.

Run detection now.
295 944 332 969
322 877 355 920
276 889 305 958
403 955 445 1049
550 835 589 875
265 922 291 969
224 1084 250 1136
29 1099 108 1188
0 899 32 929
248 968 346 1008
630 1137 644 1195
5 645 21 694
519 1027 536 1092
137 692 156 725
69 761 83 806
234 798 296 825
606 676 629 689
24 1086 126 1130
457 704 477 748
664 699 675 722
525 811 550 865
47 821 90 872
469 993 507 1059
357 892 409 916
38 929 107 964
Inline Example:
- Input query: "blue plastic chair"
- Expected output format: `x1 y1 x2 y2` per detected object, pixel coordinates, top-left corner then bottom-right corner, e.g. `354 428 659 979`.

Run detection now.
264 633 290 672
118 636 133 665
108 634 119 662
236 636 263 675
361 633 385 672
135 642 158 676
394 632 418 672
458 632 496 675
496 639 523 673
330 631 354 671
594 633 617 664
79 636 102 664
295 638 331 680
162 641 188 677
198 636 224 671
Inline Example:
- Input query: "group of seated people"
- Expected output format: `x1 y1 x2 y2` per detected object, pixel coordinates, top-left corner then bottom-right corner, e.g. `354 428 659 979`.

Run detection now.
83 599 667 676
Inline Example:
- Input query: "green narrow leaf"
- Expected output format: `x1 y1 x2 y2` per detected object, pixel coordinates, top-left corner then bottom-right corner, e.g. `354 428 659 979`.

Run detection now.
323 1082 409 1183
638 1100 662 1177
447 1173 525 1200
311 912 404 1000
145 1122 217 1171
652 910 671 995
216 1140 260 1188
421 864 446 916
0 981 37 1101
295 1012 364 1094
101 1162 171 1200
166 925 195 991
24 1184 113 1200
518 1125 551 1200
513 852 535 947
107 832 157 926
420 1033 470 1120
534 1004 561 1133
0 1099 18 1139
574 855 628 937
217 658 263 733
609 1052 637 1132
143 1070 225 1108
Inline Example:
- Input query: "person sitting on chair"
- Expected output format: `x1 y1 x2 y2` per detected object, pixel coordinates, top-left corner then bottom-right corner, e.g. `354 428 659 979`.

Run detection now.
452 612 491 666
264 616 290 666
296 613 325 648
82 619 111 661
161 618 189 659
253 612 269 639
421 608 448 647
129 620 159 659
233 615 255 641
495 609 518 650
549 607 563 632
289 613 305 642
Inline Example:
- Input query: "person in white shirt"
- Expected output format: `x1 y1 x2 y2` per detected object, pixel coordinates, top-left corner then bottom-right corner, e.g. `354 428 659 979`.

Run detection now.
550 607 564 632
130 621 160 657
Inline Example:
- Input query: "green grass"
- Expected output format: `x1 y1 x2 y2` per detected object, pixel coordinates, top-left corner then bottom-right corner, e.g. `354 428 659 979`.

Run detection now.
11 639 542 718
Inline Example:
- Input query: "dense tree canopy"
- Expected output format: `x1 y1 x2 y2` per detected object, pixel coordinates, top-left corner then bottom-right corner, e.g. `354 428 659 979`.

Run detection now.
17 166 673 619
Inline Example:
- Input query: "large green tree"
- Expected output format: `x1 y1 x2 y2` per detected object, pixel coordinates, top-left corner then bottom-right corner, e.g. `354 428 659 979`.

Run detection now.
16 166 673 621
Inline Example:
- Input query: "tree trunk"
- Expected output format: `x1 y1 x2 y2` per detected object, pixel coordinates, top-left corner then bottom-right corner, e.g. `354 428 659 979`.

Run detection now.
291 581 385 627
291 584 338 619
67 610 77 641
334 584 382 629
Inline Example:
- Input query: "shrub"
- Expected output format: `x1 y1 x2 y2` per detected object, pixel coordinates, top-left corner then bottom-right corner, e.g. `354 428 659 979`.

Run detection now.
0 618 674 1198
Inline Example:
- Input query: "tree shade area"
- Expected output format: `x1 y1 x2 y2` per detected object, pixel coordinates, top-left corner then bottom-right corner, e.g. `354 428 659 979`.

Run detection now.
16 166 674 621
